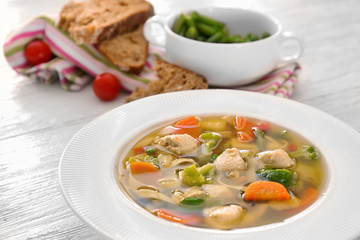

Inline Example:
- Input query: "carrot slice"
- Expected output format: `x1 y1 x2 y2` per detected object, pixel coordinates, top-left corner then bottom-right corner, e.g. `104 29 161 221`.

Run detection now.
154 209 184 223
287 143 298 152
299 187 318 210
154 209 202 225
173 116 201 138
244 181 290 201
133 146 145 154
237 132 254 142
234 116 256 142
130 161 159 174
175 116 199 127
234 116 253 131
256 122 270 132
173 127 201 138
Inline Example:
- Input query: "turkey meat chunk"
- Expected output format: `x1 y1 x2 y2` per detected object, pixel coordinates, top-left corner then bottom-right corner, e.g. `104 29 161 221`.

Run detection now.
203 205 245 230
214 148 247 172
257 149 295 168
157 134 200 156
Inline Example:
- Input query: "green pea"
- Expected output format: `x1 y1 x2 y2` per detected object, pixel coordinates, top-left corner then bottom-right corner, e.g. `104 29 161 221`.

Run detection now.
145 147 155 155
210 154 218 162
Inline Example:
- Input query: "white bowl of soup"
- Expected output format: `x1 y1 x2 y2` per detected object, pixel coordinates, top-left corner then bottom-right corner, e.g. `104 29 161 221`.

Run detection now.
59 89 360 239
116 114 326 230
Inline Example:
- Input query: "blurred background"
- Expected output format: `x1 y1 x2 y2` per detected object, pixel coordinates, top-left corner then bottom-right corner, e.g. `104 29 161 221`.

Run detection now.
0 0 359 239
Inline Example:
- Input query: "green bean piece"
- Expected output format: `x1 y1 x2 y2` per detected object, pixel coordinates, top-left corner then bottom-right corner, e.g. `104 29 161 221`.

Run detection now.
210 154 218 162
262 32 271 39
172 13 186 34
245 33 255 42
206 31 225 43
184 15 195 27
173 12 271 43
224 35 235 43
219 34 229 43
185 26 199 39
251 35 259 41
196 35 206 41
195 12 225 29
181 197 204 205
196 23 219 37
231 35 244 43
190 11 200 21
242 35 252 42
178 25 187 36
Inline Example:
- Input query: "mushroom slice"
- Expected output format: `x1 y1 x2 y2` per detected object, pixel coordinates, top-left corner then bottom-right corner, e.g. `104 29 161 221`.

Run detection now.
203 205 245 230
158 178 179 188
216 176 248 192
170 158 198 167
158 154 175 168
172 189 186 205
172 187 206 205
185 186 206 199
268 196 301 210
202 184 234 201
136 186 174 204
137 185 159 192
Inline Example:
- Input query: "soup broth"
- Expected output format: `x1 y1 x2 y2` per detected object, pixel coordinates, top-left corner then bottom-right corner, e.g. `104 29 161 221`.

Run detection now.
117 115 326 230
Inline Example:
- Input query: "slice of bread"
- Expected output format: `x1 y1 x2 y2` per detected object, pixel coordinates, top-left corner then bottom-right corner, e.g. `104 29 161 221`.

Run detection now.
58 0 154 44
126 59 208 102
97 24 148 74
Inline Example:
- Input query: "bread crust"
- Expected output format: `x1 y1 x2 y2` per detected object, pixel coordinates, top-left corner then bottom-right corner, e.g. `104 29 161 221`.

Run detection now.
126 59 208 102
58 0 154 44
97 24 148 74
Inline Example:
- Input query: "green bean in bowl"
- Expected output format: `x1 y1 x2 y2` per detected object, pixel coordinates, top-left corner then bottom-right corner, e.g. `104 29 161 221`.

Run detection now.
172 11 271 43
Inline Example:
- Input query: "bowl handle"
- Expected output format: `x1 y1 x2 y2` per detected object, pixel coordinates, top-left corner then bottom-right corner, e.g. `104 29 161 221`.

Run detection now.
279 31 304 64
143 15 167 48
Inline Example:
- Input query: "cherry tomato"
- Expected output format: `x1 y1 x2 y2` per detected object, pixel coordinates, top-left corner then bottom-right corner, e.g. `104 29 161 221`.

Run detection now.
24 40 52 65
92 73 121 101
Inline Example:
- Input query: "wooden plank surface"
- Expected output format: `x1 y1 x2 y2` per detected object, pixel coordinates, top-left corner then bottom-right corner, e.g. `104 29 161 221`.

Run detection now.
0 0 359 239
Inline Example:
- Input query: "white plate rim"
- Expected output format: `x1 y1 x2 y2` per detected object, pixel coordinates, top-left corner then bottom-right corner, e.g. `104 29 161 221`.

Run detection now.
59 89 360 240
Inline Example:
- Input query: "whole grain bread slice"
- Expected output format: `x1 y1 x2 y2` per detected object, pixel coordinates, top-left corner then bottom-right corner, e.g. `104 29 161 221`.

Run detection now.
58 0 154 44
97 24 148 74
126 59 208 102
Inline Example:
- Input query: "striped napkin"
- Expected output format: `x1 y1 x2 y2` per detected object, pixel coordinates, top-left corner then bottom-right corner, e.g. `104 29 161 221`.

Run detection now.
3 16 301 97
237 63 301 98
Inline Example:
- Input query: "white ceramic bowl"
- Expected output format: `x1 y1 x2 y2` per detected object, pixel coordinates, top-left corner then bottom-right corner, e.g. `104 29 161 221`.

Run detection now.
144 7 303 87
59 90 360 240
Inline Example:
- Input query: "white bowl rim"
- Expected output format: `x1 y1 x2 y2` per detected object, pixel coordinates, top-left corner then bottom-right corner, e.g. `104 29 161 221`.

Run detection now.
59 89 360 240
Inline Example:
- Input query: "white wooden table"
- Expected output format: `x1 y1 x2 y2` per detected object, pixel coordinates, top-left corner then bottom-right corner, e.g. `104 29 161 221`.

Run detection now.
0 0 359 239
